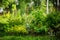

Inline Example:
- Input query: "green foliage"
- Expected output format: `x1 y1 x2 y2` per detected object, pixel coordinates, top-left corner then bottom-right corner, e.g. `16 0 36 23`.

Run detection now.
0 9 48 35
0 0 15 8
9 16 23 26
46 11 60 28
0 14 27 34
0 16 9 24
4 25 28 34
46 11 60 38
22 9 48 34
0 0 59 36
0 35 56 40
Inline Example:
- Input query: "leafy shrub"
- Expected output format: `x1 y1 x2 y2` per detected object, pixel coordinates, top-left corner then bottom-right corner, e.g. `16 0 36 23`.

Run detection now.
46 11 60 36
0 9 48 35
0 16 9 36
0 13 26 35
4 25 28 34
0 16 9 30
23 9 48 34
9 15 25 27
30 25 48 34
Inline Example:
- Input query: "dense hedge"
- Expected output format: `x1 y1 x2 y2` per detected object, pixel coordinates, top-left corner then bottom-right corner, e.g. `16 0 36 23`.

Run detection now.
46 11 60 40
0 9 48 35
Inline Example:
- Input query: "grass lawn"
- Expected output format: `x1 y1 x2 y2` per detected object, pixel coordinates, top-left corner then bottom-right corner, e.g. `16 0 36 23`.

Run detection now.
0 35 56 40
